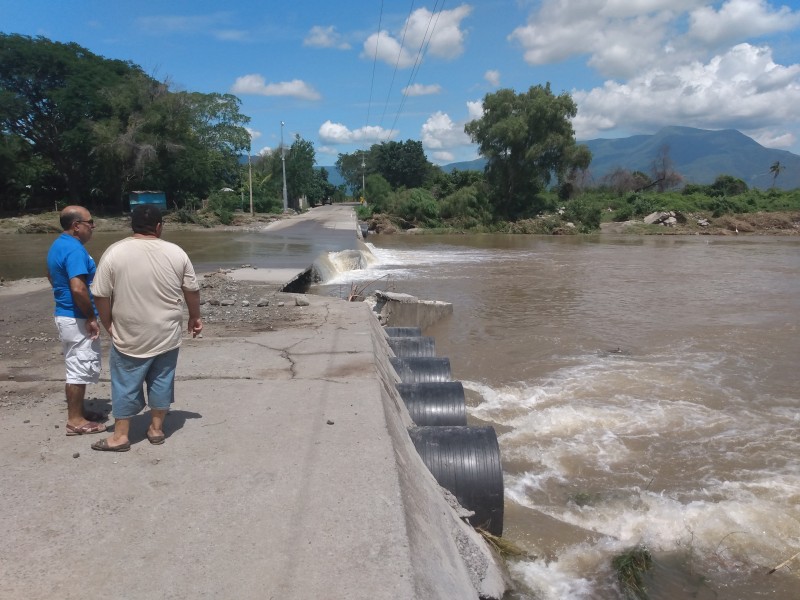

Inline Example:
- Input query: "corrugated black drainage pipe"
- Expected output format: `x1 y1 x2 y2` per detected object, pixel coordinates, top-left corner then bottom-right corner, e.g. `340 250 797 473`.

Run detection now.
396 382 468 426
388 336 436 357
385 326 422 337
409 426 504 536
390 357 451 383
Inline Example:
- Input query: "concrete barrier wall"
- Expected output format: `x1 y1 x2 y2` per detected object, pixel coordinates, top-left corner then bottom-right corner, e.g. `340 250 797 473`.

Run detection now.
372 291 454 330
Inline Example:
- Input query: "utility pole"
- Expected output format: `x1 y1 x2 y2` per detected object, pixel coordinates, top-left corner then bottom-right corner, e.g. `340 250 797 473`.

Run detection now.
248 152 254 216
281 121 288 211
361 151 366 203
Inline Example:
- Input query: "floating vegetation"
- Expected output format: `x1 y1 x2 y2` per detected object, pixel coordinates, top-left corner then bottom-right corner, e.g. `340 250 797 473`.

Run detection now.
569 490 600 507
612 545 653 600
476 528 532 560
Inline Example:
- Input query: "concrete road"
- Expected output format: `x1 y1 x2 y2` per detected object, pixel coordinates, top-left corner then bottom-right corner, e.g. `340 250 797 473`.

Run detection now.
0 206 507 600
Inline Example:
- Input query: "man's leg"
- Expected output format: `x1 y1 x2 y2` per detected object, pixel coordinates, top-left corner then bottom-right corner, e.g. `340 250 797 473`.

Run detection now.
147 410 168 442
58 316 104 434
65 382 87 426
144 348 179 444
106 417 131 446
91 347 146 451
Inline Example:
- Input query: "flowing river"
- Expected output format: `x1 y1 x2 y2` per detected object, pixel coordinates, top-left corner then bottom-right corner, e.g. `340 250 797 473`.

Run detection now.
312 233 800 600
4 229 799 598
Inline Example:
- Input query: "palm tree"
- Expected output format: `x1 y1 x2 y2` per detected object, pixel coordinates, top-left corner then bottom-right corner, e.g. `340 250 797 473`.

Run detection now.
769 161 785 188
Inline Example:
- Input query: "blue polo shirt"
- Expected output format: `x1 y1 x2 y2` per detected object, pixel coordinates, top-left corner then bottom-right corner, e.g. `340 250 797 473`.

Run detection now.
46 233 97 318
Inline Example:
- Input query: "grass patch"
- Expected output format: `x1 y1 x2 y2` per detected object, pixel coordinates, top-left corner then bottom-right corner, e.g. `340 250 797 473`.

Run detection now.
612 545 653 600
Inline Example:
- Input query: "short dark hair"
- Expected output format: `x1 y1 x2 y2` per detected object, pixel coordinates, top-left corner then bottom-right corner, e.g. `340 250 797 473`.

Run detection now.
131 205 163 235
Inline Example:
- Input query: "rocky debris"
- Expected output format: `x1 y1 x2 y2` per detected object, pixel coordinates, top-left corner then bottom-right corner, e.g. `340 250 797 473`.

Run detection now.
643 211 687 226
195 271 315 333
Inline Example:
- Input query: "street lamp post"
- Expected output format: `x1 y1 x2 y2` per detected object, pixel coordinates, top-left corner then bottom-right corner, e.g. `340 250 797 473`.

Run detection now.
281 121 288 211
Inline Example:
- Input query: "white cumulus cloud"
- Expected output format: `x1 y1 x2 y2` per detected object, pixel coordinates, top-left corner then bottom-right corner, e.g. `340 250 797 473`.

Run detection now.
508 0 800 151
403 83 442 96
304 25 351 49
318 121 397 144
687 0 800 46
362 4 472 68
419 101 482 161
432 151 455 162
231 75 321 101
572 43 800 141
484 70 500 87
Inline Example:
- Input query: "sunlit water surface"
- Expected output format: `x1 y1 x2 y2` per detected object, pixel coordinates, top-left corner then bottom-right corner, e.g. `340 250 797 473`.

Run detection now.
313 234 800 600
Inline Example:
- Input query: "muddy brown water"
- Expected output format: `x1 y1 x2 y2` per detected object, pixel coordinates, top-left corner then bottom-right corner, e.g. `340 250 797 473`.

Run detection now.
313 233 800 599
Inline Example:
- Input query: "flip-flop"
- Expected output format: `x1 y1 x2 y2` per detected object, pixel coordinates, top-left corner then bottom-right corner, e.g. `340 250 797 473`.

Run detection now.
66 421 107 436
146 432 166 445
91 438 130 452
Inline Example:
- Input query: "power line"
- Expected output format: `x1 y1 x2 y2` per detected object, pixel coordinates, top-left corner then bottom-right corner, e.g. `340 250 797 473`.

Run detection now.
377 1 417 131
364 0 385 132
386 0 445 142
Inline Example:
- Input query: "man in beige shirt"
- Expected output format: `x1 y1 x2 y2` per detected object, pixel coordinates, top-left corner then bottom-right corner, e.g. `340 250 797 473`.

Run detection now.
89 205 202 451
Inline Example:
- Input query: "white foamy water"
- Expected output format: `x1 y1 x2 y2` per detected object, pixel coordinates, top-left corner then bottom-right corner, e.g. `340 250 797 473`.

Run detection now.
313 234 800 599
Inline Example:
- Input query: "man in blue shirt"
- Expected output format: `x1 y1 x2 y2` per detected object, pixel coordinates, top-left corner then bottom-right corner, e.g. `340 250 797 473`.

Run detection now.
47 205 106 436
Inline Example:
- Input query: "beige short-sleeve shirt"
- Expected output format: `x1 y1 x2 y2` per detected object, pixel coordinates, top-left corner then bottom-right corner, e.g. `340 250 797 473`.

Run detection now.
91 237 199 358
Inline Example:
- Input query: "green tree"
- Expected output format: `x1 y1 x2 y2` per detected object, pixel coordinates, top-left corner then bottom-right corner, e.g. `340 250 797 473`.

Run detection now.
1 34 251 212
0 33 142 206
770 161 785 188
335 150 370 193
465 84 591 219
285 135 317 208
371 139 431 189
710 174 748 196
364 173 392 210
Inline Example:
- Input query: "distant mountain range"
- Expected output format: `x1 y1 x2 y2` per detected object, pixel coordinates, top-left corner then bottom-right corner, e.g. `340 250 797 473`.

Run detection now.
317 127 799 191
438 126 800 191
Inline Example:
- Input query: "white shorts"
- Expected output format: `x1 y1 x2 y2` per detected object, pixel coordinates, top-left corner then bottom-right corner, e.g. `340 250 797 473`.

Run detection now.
54 316 101 384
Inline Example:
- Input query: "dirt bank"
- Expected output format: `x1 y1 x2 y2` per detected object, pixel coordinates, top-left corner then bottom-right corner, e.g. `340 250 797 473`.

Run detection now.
599 210 800 235
4 209 799 238
0 210 288 235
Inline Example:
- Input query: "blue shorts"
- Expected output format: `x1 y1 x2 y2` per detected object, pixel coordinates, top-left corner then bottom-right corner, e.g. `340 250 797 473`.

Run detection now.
110 346 179 419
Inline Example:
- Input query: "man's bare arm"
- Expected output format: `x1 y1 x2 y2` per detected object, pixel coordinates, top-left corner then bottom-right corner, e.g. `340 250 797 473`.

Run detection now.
94 296 113 335
69 275 99 339
183 289 203 338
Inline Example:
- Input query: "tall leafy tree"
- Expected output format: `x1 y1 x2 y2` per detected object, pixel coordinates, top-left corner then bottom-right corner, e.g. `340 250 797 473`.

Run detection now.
0 33 141 205
465 84 591 219
335 150 370 193
1 34 251 211
371 139 431 189
285 135 317 208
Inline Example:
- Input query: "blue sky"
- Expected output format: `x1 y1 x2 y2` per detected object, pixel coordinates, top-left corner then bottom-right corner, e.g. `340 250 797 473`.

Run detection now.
2 0 800 165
